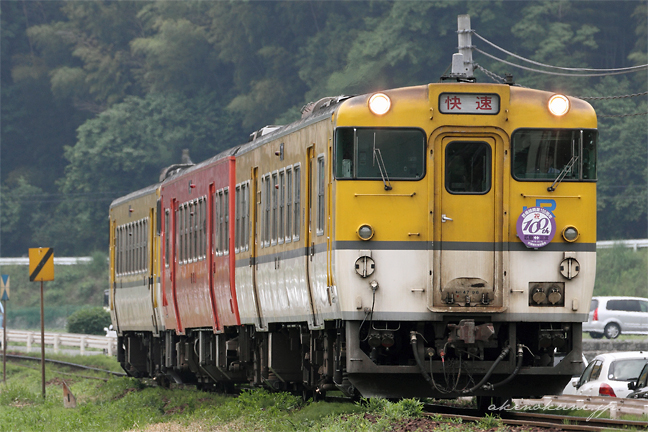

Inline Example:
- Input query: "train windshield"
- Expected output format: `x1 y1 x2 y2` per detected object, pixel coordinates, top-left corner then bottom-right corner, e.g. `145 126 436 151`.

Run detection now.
512 129 597 181
335 127 426 180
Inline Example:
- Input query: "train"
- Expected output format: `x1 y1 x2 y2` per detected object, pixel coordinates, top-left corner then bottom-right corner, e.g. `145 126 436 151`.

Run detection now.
109 78 597 405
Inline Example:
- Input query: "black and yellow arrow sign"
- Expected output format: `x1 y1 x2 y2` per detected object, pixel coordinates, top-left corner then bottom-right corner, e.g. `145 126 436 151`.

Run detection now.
29 248 55 282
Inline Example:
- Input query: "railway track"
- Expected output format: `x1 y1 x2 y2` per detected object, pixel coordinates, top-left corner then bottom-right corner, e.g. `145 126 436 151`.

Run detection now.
1 353 126 380
423 406 648 431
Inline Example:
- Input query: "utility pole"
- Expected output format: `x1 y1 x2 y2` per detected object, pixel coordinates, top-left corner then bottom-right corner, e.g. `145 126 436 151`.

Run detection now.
451 14 474 79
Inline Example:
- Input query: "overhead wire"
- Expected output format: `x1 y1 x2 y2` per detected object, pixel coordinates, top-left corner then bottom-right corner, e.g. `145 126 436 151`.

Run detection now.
472 31 648 73
474 48 646 77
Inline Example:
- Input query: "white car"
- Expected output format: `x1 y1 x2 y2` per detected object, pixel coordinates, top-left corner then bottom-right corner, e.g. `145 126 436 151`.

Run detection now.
571 351 648 397
560 354 589 395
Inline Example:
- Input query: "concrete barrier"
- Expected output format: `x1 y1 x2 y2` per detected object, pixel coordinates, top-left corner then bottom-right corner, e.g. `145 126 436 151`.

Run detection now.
583 338 648 361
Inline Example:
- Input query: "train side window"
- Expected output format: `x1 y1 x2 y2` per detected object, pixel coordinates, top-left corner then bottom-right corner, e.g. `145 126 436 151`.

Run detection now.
178 207 183 263
235 185 241 253
185 204 190 262
136 222 140 272
165 210 170 267
293 164 301 241
126 223 130 273
134 222 138 272
445 141 491 194
116 226 120 275
271 172 278 245
279 170 285 244
193 201 199 260
335 128 354 178
200 198 206 258
143 220 147 272
117 226 125 274
242 182 249 251
218 191 224 255
263 175 271 247
139 221 143 272
176 208 181 263
224 188 229 255
286 168 292 243
214 192 220 255
183 204 189 263
143 220 147 271
317 156 325 236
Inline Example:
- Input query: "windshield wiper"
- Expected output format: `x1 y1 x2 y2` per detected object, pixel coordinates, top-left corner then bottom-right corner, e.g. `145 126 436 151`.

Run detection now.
373 136 392 191
548 155 578 192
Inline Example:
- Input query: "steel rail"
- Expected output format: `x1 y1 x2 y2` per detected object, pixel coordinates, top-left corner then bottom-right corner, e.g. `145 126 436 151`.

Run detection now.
1 353 126 376
505 411 648 430
430 412 639 432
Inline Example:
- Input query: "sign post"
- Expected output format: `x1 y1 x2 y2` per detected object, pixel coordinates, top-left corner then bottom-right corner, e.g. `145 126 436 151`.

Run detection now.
28 248 54 398
0 274 8 383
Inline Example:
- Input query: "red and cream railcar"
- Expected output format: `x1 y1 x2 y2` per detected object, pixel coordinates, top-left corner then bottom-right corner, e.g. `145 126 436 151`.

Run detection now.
160 151 240 334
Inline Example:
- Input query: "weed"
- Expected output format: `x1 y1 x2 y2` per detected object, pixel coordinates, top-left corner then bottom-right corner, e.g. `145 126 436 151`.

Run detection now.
477 413 501 429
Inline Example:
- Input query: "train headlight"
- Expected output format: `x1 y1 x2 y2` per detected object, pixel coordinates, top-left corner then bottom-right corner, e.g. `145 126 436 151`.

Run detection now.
562 226 579 242
357 224 374 241
368 93 391 115
548 94 570 116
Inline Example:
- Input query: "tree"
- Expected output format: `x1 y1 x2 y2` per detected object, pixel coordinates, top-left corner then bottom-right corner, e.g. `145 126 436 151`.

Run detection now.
38 91 242 254
66 306 111 335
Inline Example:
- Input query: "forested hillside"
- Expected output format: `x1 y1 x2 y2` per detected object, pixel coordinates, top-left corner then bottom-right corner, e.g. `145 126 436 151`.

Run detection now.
1 1 646 256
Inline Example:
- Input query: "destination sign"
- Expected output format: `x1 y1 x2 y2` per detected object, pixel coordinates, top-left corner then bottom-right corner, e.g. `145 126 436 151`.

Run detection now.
439 93 500 115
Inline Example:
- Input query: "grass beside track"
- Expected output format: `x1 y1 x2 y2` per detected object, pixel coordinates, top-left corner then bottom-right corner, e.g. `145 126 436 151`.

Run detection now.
0 353 645 431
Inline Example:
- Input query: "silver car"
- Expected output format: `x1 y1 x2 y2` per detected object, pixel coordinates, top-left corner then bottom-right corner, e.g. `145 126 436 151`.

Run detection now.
583 296 648 339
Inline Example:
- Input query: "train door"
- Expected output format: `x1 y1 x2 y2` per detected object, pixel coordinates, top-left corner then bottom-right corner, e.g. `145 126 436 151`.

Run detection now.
149 206 159 333
305 146 323 328
433 134 503 309
171 199 183 333
208 183 221 330
110 219 120 331
250 166 265 329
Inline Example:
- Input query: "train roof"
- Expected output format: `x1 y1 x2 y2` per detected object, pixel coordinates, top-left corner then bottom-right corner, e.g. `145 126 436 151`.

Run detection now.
160 146 240 185
235 95 353 157
110 182 159 209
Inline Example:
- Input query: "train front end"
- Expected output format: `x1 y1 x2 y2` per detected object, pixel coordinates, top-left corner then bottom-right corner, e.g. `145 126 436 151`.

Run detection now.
332 83 597 399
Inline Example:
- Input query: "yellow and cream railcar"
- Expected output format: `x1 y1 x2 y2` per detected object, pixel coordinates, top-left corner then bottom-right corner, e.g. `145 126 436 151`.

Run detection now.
230 83 596 400
109 184 164 343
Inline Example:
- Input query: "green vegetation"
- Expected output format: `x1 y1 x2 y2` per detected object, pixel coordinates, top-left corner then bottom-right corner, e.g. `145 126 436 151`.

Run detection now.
593 246 648 298
0 354 429 432
66 307 111 335
1 1 646 257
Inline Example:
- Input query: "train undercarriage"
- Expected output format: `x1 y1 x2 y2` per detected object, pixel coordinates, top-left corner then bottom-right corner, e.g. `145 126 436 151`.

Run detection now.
118 320 583 401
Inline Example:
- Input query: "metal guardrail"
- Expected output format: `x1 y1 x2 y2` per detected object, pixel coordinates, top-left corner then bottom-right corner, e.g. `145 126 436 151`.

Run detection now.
0 330 117 356
0 257 93 265
596 239 648 251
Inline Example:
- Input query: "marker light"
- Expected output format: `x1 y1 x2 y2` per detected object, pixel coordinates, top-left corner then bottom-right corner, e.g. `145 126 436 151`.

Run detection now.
368 93 391 115
548 94 570 116
357 224 374 241
562 226 579 242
